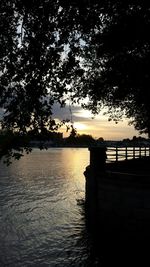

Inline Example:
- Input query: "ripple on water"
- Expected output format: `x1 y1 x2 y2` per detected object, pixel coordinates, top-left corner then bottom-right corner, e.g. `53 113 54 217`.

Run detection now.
0 148 96 267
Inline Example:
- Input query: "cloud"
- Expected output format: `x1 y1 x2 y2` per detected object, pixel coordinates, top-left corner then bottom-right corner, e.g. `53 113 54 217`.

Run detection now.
52 103 148 140
0 103 146 140
52 102 97 122
52 103 80 121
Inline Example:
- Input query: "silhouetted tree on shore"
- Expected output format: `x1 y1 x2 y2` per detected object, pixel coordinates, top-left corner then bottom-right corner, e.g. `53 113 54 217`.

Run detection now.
65 132 96 146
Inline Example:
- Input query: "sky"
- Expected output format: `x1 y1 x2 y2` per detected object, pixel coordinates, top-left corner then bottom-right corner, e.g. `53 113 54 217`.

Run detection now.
52 104 147 140
0 104 147 140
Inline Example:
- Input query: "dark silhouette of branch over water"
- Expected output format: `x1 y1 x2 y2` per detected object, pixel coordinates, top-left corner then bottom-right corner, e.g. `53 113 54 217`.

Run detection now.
1 0 150 156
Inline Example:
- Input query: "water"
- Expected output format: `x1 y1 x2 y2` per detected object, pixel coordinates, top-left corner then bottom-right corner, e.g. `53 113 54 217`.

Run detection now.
1 148 150 266
0 148 97 267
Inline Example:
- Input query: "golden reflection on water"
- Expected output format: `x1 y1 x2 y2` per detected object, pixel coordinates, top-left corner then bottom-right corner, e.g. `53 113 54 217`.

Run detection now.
9 148 89 184
7 148 89 223
7 148 89 211
0 148 93 267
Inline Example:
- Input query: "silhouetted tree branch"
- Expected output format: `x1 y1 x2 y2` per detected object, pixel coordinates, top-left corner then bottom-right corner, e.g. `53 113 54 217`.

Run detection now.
1 0 150 161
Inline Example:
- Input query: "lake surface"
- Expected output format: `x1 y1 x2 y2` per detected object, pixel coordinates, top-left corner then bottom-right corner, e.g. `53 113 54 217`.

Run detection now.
0 148 100 267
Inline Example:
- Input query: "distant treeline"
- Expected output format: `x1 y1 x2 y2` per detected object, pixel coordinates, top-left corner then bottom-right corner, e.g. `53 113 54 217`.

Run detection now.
0 129 150 149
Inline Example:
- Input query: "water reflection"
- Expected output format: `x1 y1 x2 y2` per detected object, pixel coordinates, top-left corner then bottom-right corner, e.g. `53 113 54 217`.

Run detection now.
1 148 149 266
0 148 100 267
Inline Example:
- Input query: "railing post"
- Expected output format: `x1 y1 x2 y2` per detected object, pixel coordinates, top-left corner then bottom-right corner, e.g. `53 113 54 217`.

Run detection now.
125 147 128 160
139 147 141 158
89 146 107 171
133 146 135 159
116 147 118 161
84 146 107 229
145 146 146 157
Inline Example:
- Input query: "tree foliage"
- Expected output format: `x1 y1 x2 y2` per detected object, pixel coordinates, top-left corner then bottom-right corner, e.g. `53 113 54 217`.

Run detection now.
65 131 96 146
0 0 150 149
0 0 84 134
79 0 150 136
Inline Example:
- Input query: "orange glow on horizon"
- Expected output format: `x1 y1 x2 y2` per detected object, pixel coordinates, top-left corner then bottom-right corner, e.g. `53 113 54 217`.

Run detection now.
60 119 147 140
55 108 148 140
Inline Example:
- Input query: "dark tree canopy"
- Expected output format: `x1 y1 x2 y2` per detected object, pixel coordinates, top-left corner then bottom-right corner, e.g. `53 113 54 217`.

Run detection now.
0 0 84 134
80 0 150 136
0 0 150 144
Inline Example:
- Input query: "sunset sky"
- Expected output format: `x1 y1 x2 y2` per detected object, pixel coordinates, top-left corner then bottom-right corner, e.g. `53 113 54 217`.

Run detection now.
53 104 147 140
0 104 147 140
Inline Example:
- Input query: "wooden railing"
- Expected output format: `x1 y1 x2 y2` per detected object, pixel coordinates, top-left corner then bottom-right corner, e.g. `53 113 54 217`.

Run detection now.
106 146 150 163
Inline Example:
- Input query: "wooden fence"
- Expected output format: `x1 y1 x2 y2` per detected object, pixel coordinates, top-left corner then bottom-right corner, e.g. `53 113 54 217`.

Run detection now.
106 146 150 162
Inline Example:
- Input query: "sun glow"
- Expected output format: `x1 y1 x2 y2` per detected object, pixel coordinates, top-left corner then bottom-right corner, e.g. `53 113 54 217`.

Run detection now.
74 122 88 131
54 105 146 140
74 109 94 119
